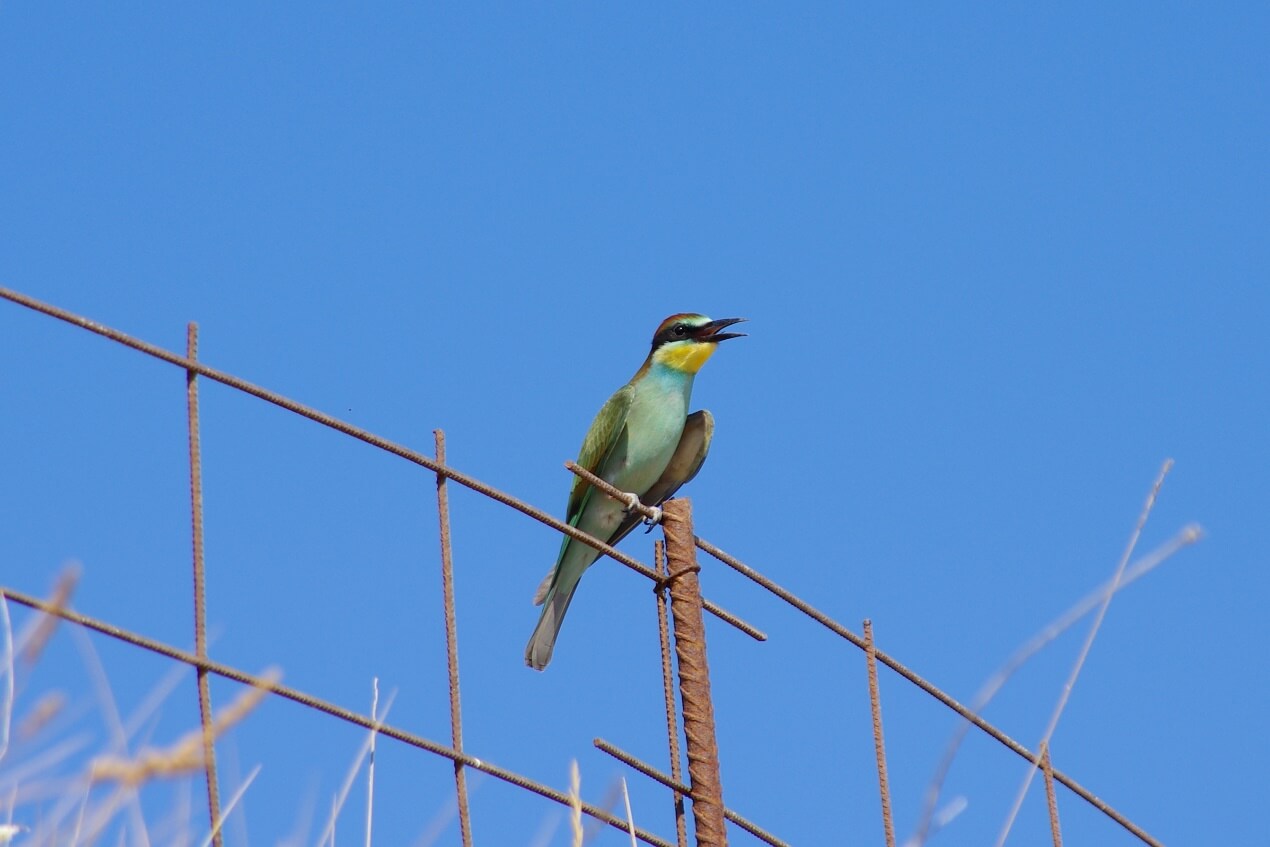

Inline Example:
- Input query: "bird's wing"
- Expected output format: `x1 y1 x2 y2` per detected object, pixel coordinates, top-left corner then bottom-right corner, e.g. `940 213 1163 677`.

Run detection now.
533 385 635 607
608 409 714 548
565 383 635 524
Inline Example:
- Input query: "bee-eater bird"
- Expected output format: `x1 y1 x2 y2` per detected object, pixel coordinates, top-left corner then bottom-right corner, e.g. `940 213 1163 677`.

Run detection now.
525 313 746 670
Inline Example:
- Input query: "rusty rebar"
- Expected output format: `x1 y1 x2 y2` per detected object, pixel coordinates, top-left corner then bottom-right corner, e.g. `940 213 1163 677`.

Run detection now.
693 536 1169 847
655 541 688 847
1042 745 1064 847
0 287 760 642
661 499 727 847
593 738 789 847
560 462 765 642
863 620 896 847
186 322 222 846
434 430 473 847
0 585 675 847
2 286 1178 847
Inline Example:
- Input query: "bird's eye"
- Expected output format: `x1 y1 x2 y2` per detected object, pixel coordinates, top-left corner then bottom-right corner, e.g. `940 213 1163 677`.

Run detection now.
673 324 687 336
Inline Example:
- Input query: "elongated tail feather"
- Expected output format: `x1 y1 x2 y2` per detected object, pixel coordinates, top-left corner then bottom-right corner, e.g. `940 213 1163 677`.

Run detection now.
525 578 581 670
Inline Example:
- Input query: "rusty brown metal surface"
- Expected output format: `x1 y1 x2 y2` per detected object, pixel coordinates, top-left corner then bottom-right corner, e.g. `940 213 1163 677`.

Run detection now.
661 498 727 847
434 430 474 847
864 620 896 847
594 737 789 847
186 322 222 846
1042 745 1064 847
655 541 689 847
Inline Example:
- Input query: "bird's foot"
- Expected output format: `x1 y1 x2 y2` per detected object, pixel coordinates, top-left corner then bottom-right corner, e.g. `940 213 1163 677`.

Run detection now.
618 491 663 530
618 491 643 514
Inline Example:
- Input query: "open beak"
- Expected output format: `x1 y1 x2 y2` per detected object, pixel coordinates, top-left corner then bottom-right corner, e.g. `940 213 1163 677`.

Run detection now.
693 317 748 343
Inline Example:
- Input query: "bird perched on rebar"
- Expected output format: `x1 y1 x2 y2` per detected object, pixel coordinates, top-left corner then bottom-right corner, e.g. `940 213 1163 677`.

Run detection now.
525 313 746 670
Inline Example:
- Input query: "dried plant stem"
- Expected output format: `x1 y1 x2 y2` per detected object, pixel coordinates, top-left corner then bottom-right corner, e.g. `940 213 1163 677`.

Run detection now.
570 760 583 847
198 765 260 847
910 523 1199 847
593 738 788 847
90 670 278 785
994 460 1174 847
0 593 12 763
621 777 638 847
367 679 379 847
316 687 397 847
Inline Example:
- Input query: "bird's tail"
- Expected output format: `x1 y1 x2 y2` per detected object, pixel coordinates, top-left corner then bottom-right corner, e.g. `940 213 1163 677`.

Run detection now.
524 578 581 671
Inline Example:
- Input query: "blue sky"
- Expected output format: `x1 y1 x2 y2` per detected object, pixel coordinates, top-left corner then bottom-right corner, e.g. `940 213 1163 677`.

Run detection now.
2 3 1267 845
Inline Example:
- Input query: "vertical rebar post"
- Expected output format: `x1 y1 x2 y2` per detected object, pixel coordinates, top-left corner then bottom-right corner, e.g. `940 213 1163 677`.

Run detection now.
863 620 896 847
186 322 222 845
1042 745 1064 847
660 498 727 847
655 540 689 847
434 430 474 847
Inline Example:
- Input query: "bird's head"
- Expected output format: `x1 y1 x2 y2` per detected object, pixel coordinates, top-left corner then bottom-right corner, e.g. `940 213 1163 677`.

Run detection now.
649 313 747 374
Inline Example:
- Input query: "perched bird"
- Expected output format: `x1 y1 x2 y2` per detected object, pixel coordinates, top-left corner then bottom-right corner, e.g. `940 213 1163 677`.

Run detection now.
525 313 746 670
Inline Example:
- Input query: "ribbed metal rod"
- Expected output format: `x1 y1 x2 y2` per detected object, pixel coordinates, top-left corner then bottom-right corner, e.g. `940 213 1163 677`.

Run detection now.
0 287 760 642
0 586 675 847
185 322 222 846
863 620 896 847
662 498 727 847
434 431 473 847
593 738 788 847
654 541 688 847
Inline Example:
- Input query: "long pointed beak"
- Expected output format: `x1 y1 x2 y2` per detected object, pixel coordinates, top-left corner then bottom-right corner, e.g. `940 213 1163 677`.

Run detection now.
695 317 748 343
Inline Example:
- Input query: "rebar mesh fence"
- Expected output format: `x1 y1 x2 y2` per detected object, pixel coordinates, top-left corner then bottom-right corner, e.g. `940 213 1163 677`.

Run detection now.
1 286 1195 846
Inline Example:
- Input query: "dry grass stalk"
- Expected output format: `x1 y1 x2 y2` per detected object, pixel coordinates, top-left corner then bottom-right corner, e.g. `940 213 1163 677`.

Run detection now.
569 760 583 847
89 670 279 787
316 685 397 847
621 776 637 847
995 459 1175 847
19 564 81 667
17 691 66 741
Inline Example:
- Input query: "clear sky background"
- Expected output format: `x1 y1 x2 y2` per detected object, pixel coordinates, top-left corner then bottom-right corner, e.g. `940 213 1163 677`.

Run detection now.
2 4 1267 846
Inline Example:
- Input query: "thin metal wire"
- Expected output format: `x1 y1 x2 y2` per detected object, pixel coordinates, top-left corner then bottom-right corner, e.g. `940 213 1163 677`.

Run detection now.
434 430 473 847
863 620 896 847
654 542 688 847
185 322 222 846
593 739 789 847
0 586 675 847
1042 745 1064 847
0 287 761 643
692 537 1167 847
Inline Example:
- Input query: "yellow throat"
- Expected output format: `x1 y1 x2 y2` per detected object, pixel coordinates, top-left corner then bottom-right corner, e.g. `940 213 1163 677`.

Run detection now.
654 341 718 374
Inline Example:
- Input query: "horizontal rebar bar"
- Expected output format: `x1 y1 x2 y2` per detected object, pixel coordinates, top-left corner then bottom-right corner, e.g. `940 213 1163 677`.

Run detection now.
0 586 674 847
2 286 1178 847
692 537 1167 847
567 455 1169 845
0 287 762 643
593 739 789 847
561 460 765 641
